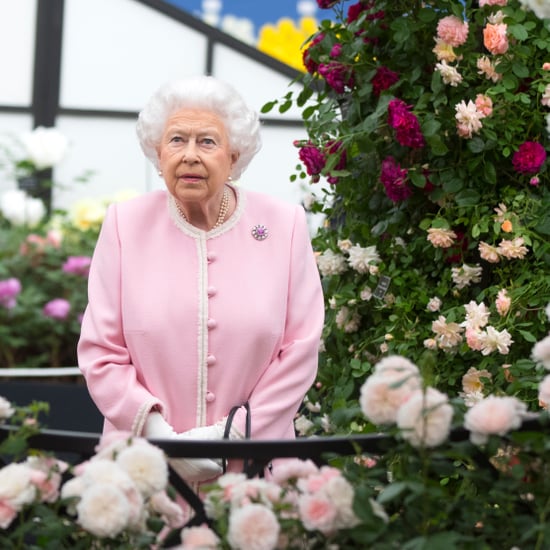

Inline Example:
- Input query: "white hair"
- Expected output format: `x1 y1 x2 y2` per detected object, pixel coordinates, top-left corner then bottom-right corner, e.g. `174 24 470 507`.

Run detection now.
136 75 262 179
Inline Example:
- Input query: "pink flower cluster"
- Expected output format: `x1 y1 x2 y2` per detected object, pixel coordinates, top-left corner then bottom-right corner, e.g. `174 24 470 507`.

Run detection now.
62 255 92 277
202 459 360 547
297 142 325 182
380 156 412 202
0 278 22 309
454 94 493 139
372 66 399 96
0 456 67 529
387 98 425 148
296 140 346 184
318 62 355 94
360 355 453 448
437 15 469 47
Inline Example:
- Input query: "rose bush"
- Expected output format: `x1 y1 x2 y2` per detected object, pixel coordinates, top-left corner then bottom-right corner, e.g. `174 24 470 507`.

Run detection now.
264 0 550 431
0 131 139 368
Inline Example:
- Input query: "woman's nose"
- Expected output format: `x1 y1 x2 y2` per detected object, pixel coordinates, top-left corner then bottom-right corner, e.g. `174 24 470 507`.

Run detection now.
182 141 200 161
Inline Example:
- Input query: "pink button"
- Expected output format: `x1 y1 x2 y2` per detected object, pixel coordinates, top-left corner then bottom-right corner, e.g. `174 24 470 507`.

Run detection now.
207 318 217 329
206 354 216 366
207 251 217 262
207 286 217 296
206 392 215 403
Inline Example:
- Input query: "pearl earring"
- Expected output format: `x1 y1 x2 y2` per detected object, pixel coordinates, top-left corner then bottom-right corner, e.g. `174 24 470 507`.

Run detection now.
158 170 163 176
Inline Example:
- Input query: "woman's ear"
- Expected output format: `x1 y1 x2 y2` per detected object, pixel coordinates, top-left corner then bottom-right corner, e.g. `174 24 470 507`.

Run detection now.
231 151 240 166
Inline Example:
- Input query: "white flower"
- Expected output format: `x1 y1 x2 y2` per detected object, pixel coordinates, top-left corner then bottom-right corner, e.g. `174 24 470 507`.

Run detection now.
0 397 15 421
426 296 442 312
324 475 360 529
451 263 482 289
396 387 454 448
532 335 550 369
227 503 280 550
316 249 347 276
464 395 527 445
180 524 221 548
149 491 184 528
478 326 513 355
518 0 550 20
294 414 315 436
0 189 45 226
19 126 68 170
82 459 135 492
459 390 485 408
76 483 130 538
346 244 381 274
116 442 168 498
539 374 550 408
373 355 419 376
360 368 421 425
461 300 490 330
369 498 389 523
435 60 463 86
60 476 85 515
431 315 464 350
0 463 36 510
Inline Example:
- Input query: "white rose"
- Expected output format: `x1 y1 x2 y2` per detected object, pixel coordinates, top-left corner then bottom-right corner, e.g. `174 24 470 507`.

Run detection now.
20 126 68 170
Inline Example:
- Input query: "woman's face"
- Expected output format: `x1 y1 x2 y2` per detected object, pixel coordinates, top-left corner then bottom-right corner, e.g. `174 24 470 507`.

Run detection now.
157 108 237 203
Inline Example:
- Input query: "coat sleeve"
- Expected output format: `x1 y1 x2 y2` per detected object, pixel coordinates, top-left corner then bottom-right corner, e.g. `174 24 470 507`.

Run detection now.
77 205 162 435
231 205 324 440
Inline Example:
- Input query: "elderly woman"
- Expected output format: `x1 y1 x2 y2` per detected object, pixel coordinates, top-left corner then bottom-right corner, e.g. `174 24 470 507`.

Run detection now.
77 75 324 482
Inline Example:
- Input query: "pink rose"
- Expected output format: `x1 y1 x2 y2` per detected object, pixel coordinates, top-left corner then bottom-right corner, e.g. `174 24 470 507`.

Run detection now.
0 500 17 529
43 298 71 320
298 492 338 534
62 255 92 276
464 395 526 445
437 15 469 47
0 278 22 309
180 524 220 548
227 504 280 549
512 141 547 174
475 94 493 117
483 23 508 55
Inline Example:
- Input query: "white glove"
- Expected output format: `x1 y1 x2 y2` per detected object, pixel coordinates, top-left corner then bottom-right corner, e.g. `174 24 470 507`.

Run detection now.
168 456 223 483
143 413 223 482
143 411 177 438
177 423 225 441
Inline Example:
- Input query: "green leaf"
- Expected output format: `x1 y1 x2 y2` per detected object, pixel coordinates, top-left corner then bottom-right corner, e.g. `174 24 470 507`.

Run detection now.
518 330 538 343
260 101 277 114
378 481 408 504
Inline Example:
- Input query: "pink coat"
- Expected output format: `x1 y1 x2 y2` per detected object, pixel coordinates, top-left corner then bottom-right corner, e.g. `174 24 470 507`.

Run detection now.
78 186 324 442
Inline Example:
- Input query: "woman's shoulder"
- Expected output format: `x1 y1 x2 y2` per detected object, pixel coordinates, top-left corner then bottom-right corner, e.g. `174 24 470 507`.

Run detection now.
240 188 302 218
110 190 166 217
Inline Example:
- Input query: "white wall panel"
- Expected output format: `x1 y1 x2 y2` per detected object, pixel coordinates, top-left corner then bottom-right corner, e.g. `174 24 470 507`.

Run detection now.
53 115 147 210
61 0 208 111
0 1 37 106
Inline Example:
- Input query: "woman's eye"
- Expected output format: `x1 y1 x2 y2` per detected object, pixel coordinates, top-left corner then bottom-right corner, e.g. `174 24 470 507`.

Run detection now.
201 138 216 146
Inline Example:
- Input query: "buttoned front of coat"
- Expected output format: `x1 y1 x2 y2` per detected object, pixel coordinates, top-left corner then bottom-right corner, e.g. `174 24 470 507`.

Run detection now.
78 186 324 442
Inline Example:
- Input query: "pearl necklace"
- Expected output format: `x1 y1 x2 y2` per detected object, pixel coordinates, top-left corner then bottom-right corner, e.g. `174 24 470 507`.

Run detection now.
176 186 230 230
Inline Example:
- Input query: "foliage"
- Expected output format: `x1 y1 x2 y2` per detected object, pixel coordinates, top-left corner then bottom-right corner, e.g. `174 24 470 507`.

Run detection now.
0 395 185 549
199 349 550 549
264 0 550 431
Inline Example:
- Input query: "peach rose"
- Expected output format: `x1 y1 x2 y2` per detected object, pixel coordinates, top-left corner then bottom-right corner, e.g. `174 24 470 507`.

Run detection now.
483 23 509 55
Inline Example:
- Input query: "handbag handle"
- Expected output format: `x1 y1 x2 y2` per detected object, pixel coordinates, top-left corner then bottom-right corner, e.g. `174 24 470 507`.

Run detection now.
222 402 251 474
